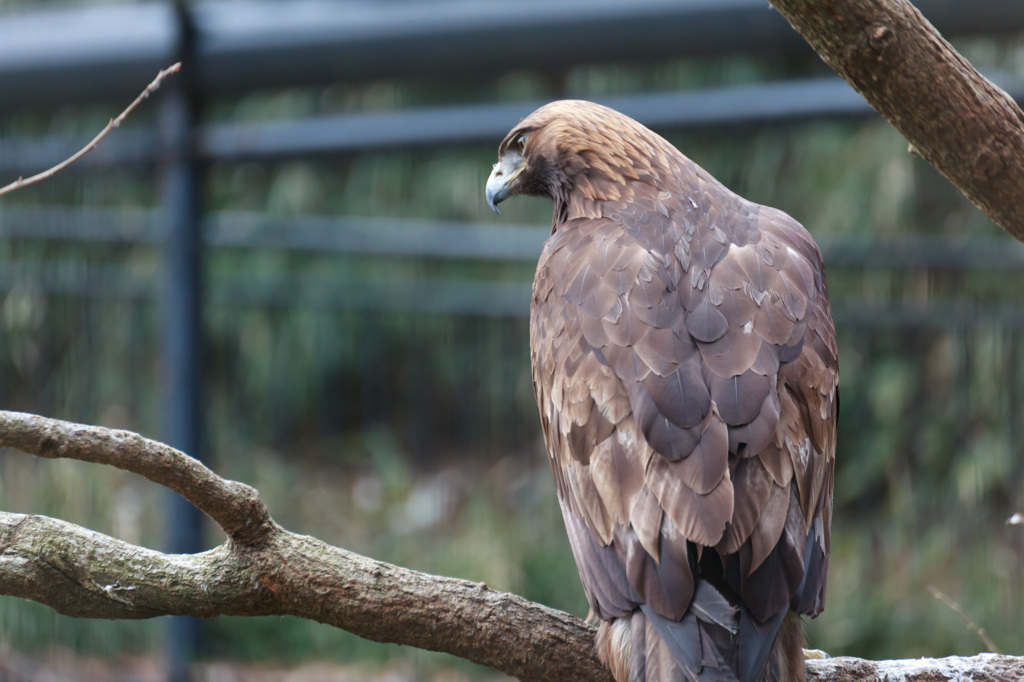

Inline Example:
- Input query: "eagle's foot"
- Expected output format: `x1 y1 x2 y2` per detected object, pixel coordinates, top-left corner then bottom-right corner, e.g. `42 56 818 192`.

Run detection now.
803 649 829 660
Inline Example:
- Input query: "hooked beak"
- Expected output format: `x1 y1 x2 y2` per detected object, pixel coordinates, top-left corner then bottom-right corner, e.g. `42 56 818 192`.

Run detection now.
485 153 525 214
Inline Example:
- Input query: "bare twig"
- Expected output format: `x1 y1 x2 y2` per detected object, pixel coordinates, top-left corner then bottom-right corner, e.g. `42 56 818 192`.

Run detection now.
927 585 1000 654
0 62 181 197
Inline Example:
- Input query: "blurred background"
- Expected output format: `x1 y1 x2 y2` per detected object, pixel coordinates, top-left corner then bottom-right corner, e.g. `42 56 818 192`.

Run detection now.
1 0 1023 680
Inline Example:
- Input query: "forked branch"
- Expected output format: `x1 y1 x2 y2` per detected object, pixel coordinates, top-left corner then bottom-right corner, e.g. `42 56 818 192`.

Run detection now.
0 410 611 682
1 411 1021 681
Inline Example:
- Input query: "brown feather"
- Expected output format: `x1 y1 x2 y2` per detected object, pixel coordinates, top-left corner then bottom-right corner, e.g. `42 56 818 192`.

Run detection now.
748 482 791 574
719 457 774 555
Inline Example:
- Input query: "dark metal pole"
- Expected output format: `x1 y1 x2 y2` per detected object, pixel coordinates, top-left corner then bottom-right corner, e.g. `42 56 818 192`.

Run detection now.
161 2 203 680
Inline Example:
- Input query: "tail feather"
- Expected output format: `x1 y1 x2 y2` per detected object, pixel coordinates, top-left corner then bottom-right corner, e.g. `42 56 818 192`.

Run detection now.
595 517 827 680
599 581 806 681
641 603 739 682
736 605 785 682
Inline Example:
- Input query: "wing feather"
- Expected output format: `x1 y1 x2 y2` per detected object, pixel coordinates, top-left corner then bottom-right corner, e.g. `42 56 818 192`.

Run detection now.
530 159 837 681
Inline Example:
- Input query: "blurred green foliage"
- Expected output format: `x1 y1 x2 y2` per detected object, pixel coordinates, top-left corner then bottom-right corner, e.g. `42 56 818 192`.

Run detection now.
1 22 1024 679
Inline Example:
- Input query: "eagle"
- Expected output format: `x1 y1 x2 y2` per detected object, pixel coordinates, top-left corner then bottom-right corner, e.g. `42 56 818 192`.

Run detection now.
485 101 838 682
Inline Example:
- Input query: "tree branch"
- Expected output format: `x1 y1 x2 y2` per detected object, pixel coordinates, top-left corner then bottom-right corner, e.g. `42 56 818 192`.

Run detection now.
0 410 273 546
0 62 181 197
0 509 609 680
1 411 1021 680
806 654 1024 682
0 410 611 682
766 0 1024 243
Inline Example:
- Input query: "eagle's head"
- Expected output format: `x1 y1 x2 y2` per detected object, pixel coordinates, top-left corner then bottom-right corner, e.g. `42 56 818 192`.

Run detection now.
485 100 576 214
485 99 676 218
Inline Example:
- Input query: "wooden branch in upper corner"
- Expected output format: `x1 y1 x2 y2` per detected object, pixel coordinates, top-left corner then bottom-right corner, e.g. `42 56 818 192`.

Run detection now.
0 62 181 197
0 411 1021 682
767 0 1024 244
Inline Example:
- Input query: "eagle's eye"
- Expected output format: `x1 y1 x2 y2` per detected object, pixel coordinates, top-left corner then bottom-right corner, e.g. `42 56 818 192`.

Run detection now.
510 134 527 155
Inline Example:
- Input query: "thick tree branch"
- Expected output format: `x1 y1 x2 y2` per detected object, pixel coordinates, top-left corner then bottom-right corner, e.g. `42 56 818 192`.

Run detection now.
0 509 610 680
0 410 611 682
1 411 1021 680
767 0 1024 243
